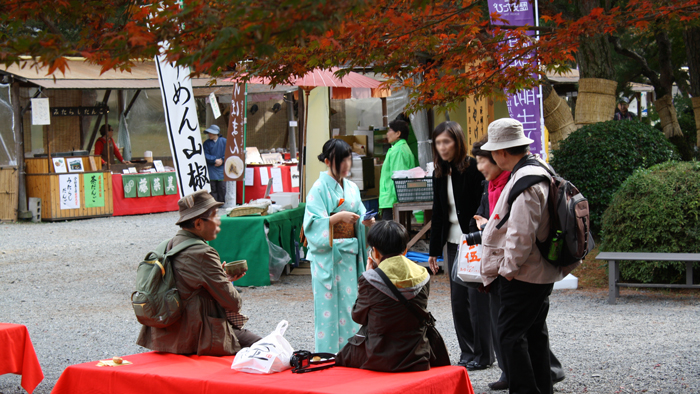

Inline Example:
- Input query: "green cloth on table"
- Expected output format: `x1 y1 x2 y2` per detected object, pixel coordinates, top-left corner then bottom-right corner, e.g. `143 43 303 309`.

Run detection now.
150 174 164 196
136 174 150 197
209 204 306 287
123 175 137 198
379 139 418 209
164 173 178 195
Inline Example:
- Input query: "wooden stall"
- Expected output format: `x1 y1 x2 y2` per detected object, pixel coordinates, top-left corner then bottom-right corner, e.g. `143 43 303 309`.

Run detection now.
25 156 113 221
0 166 18 221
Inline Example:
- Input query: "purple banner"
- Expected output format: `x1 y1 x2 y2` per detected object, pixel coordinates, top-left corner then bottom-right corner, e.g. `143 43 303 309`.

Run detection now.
488 0 546 159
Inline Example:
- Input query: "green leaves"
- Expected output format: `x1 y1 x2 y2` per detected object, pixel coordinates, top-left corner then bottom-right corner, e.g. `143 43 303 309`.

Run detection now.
601 161 700 283
551 120 680 232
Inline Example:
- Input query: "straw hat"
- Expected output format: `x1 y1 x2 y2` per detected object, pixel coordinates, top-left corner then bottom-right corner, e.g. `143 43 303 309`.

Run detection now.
175 190 223 225
481 118 534 151
204 124 221 135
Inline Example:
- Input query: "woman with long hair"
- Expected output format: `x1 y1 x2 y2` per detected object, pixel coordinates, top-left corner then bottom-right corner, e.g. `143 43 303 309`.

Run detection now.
427 121 493 370
303 139 375 353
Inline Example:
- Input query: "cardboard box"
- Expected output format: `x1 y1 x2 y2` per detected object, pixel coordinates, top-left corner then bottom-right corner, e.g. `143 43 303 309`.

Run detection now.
333 135 368 156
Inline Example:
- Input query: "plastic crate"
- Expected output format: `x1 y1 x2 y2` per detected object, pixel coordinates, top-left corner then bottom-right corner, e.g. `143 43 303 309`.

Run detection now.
392 177 433 202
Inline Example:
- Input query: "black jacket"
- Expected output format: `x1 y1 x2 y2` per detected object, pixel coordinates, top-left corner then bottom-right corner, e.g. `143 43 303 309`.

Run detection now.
429 157 485 256
468 180 489 233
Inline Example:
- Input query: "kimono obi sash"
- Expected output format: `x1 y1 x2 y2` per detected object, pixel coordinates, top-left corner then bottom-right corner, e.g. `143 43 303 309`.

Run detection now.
330 213 356 239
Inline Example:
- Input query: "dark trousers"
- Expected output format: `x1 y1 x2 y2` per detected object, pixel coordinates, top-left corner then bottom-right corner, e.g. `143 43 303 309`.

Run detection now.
489 279 565 384
498 276 554 394
446 242 495 365
210 180 226 203
233 328 261 348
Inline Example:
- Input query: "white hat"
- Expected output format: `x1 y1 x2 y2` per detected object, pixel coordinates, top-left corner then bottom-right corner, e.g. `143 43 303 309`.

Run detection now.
204 125 221 134
481 118 534 151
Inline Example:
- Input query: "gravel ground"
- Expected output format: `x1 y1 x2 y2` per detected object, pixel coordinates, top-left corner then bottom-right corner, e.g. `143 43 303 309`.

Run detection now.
1 211 699 394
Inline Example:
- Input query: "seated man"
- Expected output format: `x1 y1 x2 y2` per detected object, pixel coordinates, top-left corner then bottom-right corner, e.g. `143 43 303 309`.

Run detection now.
336 221 432 372
137 190 260 355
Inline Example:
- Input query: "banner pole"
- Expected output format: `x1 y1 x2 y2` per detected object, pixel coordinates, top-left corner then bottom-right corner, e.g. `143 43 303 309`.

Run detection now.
242 83 248 204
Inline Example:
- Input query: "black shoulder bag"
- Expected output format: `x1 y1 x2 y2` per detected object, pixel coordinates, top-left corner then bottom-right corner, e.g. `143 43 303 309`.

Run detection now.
374 268 451 367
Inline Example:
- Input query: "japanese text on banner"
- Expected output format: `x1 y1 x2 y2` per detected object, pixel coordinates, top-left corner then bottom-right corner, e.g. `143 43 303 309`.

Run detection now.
225 82 246 181
488 0 546 160
155 55 210 197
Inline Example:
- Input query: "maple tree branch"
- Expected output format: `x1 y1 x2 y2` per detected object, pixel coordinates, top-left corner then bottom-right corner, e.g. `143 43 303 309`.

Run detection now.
609 35 661 88
38 14 65 40
379 3 483 41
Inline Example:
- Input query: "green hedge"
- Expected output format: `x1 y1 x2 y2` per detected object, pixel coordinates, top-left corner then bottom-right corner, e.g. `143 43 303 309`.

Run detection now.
551 120 679 232
601 161 700 283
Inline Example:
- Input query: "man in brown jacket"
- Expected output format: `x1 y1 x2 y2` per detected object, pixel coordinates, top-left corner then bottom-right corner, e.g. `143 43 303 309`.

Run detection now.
480 119 579 394
137 190 261 355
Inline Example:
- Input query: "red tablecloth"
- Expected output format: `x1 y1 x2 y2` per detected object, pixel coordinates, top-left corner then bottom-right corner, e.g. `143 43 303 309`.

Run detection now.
0 323 44 394
51 351 473 394
236 165 299 204
112 173 179 216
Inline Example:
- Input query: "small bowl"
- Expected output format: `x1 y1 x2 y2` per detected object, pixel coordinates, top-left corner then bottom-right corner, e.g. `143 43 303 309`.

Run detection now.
225 260 248 276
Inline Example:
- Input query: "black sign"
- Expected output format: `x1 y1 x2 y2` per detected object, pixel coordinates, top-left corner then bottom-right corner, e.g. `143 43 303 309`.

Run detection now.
51 106 109 117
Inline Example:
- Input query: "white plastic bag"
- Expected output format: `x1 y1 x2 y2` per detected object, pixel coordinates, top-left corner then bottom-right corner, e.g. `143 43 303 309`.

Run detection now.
456 236 484 284
231 320 294 374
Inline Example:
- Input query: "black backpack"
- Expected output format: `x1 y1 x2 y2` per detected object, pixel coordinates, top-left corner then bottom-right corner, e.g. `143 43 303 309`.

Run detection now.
131 238 204 328
495 156 594 267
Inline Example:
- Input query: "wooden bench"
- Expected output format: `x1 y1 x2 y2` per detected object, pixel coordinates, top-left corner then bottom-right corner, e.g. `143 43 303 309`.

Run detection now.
595 252 700 304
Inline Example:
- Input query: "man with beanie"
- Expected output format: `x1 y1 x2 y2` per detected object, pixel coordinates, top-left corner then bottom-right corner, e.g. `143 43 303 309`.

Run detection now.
203 124 227 202
136 190 260 355
479 119 579 394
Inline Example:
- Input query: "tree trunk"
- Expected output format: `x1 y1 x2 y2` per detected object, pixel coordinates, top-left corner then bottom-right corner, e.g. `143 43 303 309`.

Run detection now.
575 78 618 126
654 94 683 138
654 30 682 138
542 80 576 149
574 0 617 127
684 27 700 147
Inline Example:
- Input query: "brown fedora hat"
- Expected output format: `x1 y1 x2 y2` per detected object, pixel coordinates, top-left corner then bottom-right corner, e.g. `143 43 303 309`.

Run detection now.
175 190 223 225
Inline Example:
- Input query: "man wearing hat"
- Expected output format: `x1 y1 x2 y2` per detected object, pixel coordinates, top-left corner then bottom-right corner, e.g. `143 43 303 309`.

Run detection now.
479 118 572 394
203 124 227 203
137 190 261 355
614 97 636 121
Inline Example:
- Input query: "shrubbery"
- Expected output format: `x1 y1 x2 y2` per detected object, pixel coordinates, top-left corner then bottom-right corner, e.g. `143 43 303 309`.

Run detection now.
551 120 679 232
601 161 700 283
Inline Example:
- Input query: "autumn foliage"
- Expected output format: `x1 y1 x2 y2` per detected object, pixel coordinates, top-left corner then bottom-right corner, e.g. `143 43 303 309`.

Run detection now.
1 0 699 110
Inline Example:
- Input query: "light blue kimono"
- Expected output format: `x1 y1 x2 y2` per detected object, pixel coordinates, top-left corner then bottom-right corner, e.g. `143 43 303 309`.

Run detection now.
303 172 368 353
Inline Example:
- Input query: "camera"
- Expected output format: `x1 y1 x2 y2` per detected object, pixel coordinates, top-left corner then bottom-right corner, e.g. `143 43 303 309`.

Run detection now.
464 231 482 246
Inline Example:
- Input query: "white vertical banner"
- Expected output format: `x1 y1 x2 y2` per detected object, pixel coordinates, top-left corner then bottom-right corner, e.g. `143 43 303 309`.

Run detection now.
59 174 80 210
155 55 210 197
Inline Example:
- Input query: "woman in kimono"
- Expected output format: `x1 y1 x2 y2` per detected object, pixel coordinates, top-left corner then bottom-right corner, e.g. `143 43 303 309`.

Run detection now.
304 139 375 353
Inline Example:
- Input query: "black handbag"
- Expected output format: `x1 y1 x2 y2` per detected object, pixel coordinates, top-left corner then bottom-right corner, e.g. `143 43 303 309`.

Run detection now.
375 268 451 367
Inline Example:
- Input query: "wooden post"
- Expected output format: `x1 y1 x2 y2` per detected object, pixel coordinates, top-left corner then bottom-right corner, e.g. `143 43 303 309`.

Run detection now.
12 81 30 220
381 98 388 128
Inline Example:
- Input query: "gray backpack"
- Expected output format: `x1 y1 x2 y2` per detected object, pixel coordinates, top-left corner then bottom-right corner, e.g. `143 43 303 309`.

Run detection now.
131 238 203 328
495 156 594 267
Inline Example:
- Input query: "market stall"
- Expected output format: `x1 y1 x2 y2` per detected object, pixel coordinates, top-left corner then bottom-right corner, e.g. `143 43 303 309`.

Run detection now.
0 59 235 221
24 155 113 221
